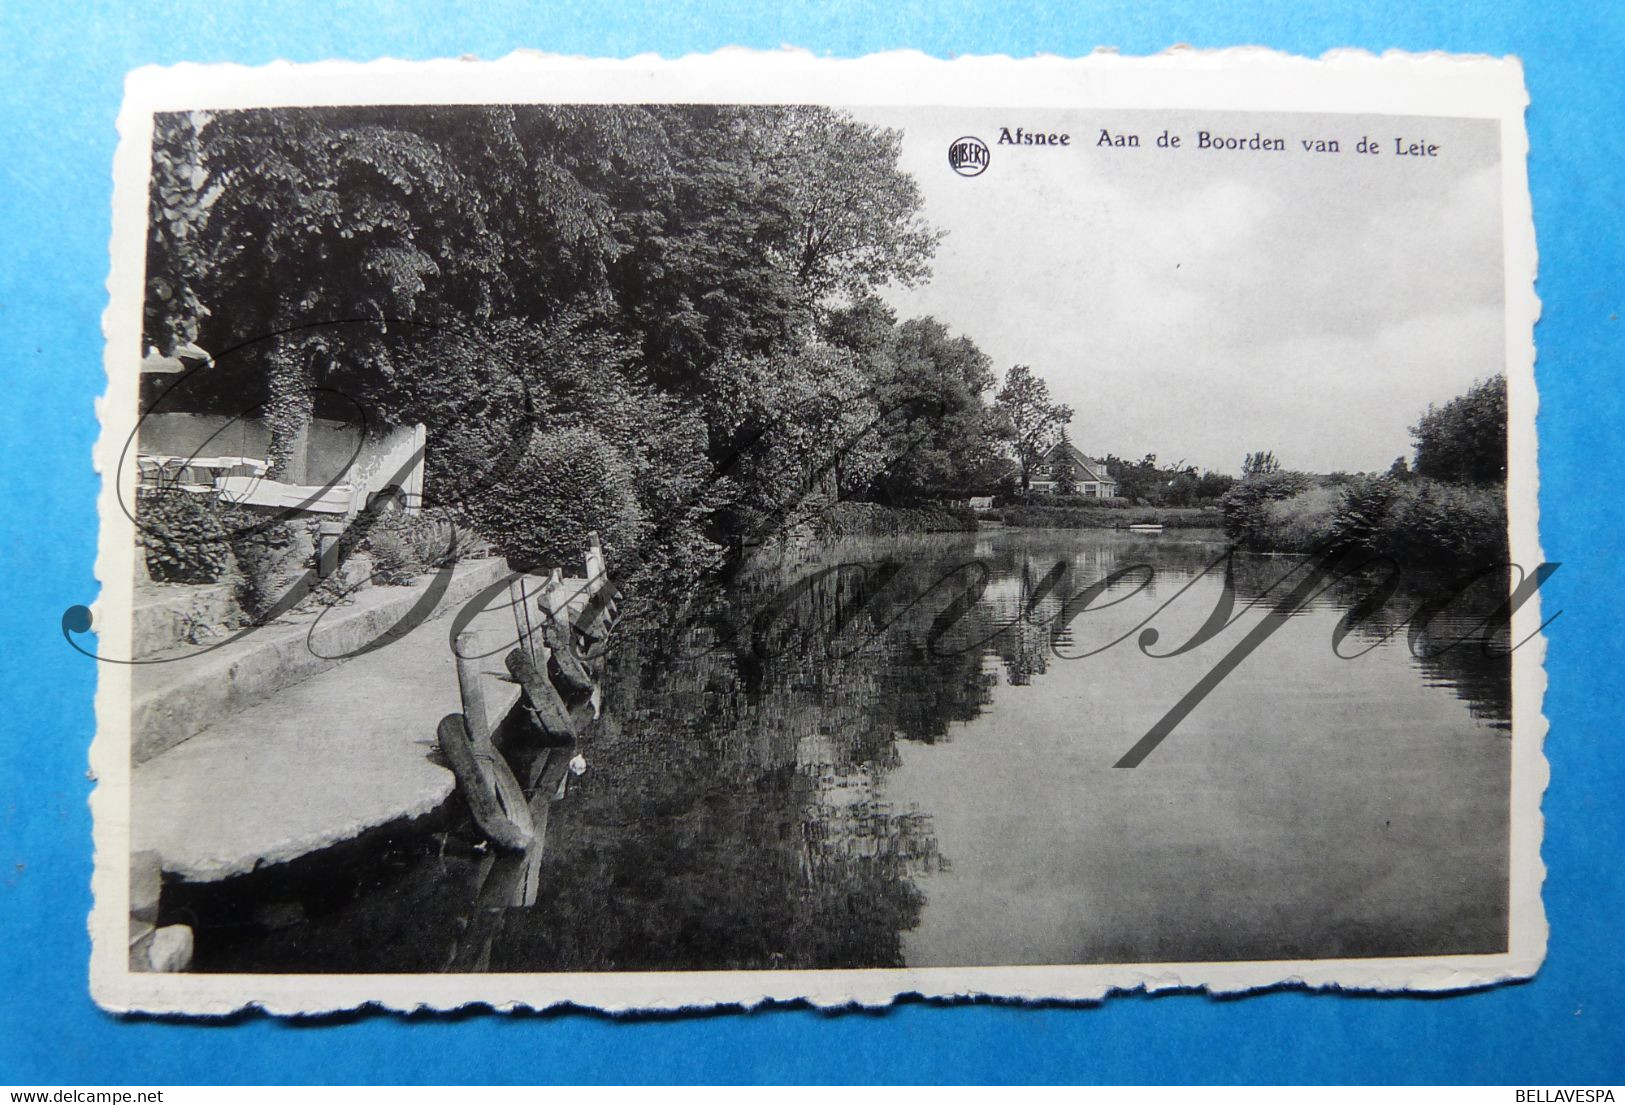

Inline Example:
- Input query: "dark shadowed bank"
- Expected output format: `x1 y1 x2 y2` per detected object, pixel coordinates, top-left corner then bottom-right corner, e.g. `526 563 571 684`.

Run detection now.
986 499 1224 531
811 501 977 538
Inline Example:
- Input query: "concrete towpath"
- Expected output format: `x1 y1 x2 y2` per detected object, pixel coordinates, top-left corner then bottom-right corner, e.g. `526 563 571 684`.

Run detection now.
131 566 596 883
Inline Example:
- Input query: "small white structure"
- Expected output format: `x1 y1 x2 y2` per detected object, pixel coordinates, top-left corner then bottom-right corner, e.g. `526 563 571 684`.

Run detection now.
137 414 427 519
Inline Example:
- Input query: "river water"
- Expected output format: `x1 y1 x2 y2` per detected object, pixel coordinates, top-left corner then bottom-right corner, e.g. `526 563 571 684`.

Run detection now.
175 527 1512 972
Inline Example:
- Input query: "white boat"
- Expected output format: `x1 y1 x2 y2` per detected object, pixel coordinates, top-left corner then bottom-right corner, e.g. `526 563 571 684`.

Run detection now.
1127 523 1165 532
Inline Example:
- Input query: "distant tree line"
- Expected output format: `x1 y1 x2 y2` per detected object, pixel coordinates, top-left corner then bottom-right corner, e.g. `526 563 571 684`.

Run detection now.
1410 375 1508 485
1221 374 1509 566
1096 454 1235 507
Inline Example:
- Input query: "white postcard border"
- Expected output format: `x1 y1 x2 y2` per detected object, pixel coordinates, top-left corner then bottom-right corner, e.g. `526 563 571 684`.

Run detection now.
90 48 1545 1015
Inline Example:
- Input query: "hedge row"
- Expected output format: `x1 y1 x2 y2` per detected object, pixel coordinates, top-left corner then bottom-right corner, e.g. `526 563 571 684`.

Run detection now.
1221 473 1508 567
988 504 1225 530
135 488 470 623
811 501 978 538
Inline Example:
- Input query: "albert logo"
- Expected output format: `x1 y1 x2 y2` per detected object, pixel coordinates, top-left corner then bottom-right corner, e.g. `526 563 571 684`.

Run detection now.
948 136 989 177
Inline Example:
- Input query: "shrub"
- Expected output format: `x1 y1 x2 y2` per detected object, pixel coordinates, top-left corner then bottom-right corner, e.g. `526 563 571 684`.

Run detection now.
1378 479 1508 566
474 425 644 574
1412 375 1507 485
226 513 310 623
1325 475 1396 553
1223 474 1508 568
1254 485 1344 553
812 501 976 538
364 530 417 586
1220 470 1317 546
400 513 458 568
359 507 461 584
136 489 230 583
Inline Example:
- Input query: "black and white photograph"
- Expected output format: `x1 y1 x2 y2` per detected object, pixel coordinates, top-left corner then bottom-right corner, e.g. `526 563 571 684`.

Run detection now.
89 52 1545 1013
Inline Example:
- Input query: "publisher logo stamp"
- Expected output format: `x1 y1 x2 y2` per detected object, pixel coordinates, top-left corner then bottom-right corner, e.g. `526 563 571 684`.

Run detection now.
948 135 989 176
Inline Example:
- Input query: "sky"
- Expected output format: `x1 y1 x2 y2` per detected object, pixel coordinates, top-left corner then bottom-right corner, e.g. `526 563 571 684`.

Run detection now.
850 106 1506 476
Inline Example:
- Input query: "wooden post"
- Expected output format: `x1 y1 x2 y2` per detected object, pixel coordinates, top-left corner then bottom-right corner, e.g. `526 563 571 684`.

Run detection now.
128 849 163 971
537 571 594 700
454 631 493 751
585 531 605 596
446 630 535 852
505 648 576 746
437 714 533 853
405 423 427 514
508 575 540 668
444 852 501 972
544 623 595 700
507 576 526 663
316 520 347 579
541 569 564 622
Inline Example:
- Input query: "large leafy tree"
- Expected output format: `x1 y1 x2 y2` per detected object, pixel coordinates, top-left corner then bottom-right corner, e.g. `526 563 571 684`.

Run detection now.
187 108 503 481
823 300 1001 502
1053 427 1079 496
714 344 886 529
1411 374 1507 485
994 363 1074 491
170 105 667 482
1101 454 1164 503
593 106 943 528
605 107 940 398
765 108 941 310
145 102 947 574
145 111 224 358
604 106 808 397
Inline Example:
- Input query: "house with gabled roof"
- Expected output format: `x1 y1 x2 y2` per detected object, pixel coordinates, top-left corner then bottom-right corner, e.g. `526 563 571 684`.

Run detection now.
1029 441 1119 498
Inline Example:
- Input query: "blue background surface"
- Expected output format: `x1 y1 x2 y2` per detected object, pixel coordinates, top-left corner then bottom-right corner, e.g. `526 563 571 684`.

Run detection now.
1 2 1621 1085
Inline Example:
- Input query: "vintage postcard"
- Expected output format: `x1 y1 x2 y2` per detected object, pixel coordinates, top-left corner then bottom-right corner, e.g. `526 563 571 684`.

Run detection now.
88 49 1545 1014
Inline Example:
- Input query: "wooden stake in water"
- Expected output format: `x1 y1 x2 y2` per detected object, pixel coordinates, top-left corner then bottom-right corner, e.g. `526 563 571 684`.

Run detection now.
446 630 534 852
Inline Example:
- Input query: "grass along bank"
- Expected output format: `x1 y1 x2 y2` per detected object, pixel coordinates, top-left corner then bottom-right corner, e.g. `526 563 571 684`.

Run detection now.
1221 472 1507 568
986 500 1224 530
1220 375 1510 569
811 501 978 538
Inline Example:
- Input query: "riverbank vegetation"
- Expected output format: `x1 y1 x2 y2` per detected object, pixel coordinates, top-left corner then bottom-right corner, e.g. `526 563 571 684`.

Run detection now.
809 501 977 538
143 105 1502 603
1221 376 1508 567
142 106 1074 599
988 502 1224 530
1097 456 1235 507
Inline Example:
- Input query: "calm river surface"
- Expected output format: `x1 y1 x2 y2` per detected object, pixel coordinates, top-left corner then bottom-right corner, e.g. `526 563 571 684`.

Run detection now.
177 527 1511 972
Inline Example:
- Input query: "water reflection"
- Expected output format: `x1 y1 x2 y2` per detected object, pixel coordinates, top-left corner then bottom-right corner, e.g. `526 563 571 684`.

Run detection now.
175 528 1511 972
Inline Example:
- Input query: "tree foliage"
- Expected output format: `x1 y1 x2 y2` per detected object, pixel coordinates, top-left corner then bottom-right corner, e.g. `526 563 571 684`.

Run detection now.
1220 468 1318 544
1053 429 1079 496
142 104 1033 584
489 424 646 573
1242 450 1283 477
994 364 1074 491
1100 452 1233 506
145 111 223 356
767 108 941 307
1411 374 1507 485
821 301 1004 502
